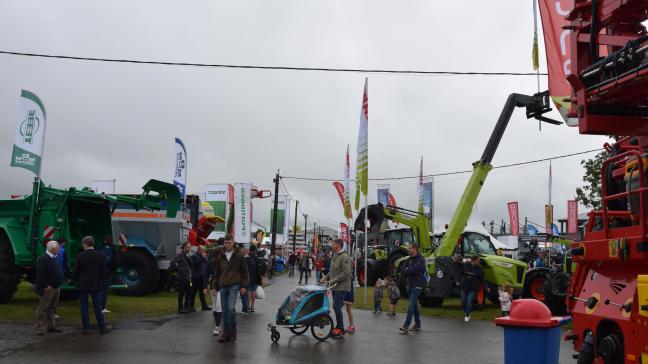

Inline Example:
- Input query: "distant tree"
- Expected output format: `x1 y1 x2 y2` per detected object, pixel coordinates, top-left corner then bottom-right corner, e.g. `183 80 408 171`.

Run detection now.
575 150 609 210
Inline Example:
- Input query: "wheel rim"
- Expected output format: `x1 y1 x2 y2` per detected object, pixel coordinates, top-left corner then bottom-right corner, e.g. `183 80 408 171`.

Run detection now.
290 325 308 335
311 316 332 339
530 278 546 301
121 266 143 286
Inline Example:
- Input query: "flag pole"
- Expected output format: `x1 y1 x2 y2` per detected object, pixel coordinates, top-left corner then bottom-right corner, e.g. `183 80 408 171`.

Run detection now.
363 192 368 305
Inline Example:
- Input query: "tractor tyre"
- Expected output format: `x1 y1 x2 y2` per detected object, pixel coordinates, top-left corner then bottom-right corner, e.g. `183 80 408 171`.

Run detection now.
0 231 20 304
522 268 549 303
598 332 624 364
419 295 443 307
387 249 408 276
115 249 159 296
357 260 377 287
576 331 595 364
487 283 500 305
154 270 169 293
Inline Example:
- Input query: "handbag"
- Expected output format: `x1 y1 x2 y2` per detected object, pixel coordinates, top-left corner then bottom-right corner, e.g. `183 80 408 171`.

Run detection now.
256 285 266 300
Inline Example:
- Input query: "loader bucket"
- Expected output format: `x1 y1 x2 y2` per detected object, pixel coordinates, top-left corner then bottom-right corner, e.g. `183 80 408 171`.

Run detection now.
141 180 181 218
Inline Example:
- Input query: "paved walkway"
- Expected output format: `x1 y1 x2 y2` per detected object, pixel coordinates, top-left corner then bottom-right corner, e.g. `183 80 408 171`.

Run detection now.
0 273 575 363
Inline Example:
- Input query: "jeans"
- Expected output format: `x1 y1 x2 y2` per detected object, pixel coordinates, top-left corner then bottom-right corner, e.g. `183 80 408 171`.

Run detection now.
332 290 346 329
190 277 208 309
79 291 105 330
220 284 240 329
460 290 476 317
177 280 191 309
240 290 249 313
404 287 422 328
101 275 112 310
374 299 382 312
299 269 308 284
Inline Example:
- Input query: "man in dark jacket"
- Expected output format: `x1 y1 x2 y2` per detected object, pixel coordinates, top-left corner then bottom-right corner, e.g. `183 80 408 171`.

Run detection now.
35 240 64 335
214 235 249 343
190 245 210 311
460 255 488 322
298 252 311 285
287 252 296 277
400 243 426 333
171 242 193 313
73 236 109 335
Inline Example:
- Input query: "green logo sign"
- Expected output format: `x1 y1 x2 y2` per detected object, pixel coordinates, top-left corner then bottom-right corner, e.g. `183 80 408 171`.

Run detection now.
20 110 40 144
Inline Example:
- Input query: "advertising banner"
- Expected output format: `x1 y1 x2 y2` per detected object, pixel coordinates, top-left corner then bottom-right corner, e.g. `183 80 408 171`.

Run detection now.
507 201 520 235
11 90 46 175
388 192 396 207
343 145 353 219
340 222 349 242
422 181 433 215
567 200 578 233
538 0 577 126
377 184 389 206
173 138 187 198
206 183 231 236
355 77 369 209
234 183 252 243
545 204 554 234
270 195 288 241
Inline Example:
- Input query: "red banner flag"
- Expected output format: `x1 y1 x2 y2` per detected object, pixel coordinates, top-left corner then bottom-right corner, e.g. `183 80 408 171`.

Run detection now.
567 200 578 234
387 193 396 207
332 181 346 216
340 223 349 242
538 0 576 126
507 202 520 235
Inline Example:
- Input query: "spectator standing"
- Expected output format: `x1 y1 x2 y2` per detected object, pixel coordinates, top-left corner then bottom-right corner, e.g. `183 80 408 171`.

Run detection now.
320 239 351 339
54 240 67 277
171 243 193 314
386 275 400 316
298 252 310 285
73 236 109 335
498 284 513 316
373 279 384 314
287 251 296 277
34 240 63 335
399 243 425 333
534 250 547 268
100 235 115 314
247 245 261 313
190 245 211 311
206 247 224 336
213 235 249 343
460 255 488 322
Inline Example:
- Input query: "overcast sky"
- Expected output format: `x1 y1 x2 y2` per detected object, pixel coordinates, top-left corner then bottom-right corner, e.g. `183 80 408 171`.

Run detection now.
0 1 608 233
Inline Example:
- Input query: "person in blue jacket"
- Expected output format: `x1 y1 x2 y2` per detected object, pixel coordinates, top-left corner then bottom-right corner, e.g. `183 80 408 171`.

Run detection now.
399 243 426 333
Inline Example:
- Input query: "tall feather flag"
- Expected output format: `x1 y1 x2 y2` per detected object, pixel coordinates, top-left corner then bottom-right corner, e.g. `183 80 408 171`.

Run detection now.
532 0 540 70
355 78 369 210
417 156 424 213
343 145 353 219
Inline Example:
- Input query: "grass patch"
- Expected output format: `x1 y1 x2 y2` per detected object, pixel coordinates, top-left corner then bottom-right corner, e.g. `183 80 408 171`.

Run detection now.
0 282 179 325
353 286 502 321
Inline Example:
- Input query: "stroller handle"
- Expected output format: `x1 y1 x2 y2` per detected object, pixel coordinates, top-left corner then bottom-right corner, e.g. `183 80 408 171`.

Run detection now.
318 281 337 290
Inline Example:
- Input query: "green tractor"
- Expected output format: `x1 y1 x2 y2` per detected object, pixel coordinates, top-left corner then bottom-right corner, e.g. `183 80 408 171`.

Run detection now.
0 177 179 303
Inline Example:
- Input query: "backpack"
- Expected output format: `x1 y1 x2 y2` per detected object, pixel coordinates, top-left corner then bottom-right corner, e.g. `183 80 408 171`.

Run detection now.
256 256 267 275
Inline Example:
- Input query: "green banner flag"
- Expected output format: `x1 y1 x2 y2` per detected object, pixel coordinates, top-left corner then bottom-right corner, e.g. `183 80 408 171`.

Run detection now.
11 90 46 175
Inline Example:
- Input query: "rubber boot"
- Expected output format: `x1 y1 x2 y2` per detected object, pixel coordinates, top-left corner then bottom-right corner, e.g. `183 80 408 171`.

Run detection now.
229 326 237 342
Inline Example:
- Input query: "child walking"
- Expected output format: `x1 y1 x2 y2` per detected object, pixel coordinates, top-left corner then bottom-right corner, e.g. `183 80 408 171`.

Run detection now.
373 279 384 313
498 284 513 316
386 276 400 316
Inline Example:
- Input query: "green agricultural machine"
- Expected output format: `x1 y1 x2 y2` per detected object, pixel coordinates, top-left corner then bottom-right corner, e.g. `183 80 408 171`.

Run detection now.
0 177 179 303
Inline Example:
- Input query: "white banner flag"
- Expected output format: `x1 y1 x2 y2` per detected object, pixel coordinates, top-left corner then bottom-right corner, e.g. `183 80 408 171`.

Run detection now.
174 138 187 198
11 90 47 176
234 183 252 244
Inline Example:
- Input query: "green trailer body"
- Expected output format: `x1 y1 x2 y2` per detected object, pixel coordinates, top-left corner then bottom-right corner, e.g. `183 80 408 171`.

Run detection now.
0 178 179 303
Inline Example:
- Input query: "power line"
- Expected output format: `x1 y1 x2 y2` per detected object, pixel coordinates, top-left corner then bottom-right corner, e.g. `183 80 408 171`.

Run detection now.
282 148 602 182
0 50 548 77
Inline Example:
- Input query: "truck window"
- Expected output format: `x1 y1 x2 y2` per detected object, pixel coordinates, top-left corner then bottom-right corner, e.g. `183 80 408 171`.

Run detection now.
462 233 497 256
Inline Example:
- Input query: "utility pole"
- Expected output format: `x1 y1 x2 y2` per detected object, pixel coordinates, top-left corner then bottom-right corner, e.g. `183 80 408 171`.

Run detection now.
303 214 308 253
292 200 299 254
270 170 280 278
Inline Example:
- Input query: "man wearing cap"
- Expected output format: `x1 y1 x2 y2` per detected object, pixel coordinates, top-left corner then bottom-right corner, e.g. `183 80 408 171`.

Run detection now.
399 243 426 333
35 240 64 335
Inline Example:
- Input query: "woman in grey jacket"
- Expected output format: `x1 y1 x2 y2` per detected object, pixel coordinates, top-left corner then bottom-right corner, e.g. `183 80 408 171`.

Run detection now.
320 239 351 339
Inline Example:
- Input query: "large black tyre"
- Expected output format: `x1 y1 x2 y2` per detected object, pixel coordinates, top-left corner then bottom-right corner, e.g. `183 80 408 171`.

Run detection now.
386 249 408 276
357 260 377 287
522 268 549 303
0 230 21 304
115 249 159 296
419 295 443 307
153 270 169 293
576 331 595 364
542 270 570 315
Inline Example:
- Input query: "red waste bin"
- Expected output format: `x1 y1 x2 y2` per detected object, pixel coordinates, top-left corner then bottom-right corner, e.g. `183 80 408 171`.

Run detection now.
495 299 571 364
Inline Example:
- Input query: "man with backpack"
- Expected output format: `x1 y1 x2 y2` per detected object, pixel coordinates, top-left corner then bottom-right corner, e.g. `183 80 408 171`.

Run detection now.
399 243 426 333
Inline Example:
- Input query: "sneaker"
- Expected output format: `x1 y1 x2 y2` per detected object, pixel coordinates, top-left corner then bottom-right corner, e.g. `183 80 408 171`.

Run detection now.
346 326 355 334
399 326 409 334
464 316 470 322
99 325 112 335
54 314 60 319
249 306 255 313
212 327 220 336
332 328 344 339
102 309 111 314
410 325 421 331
